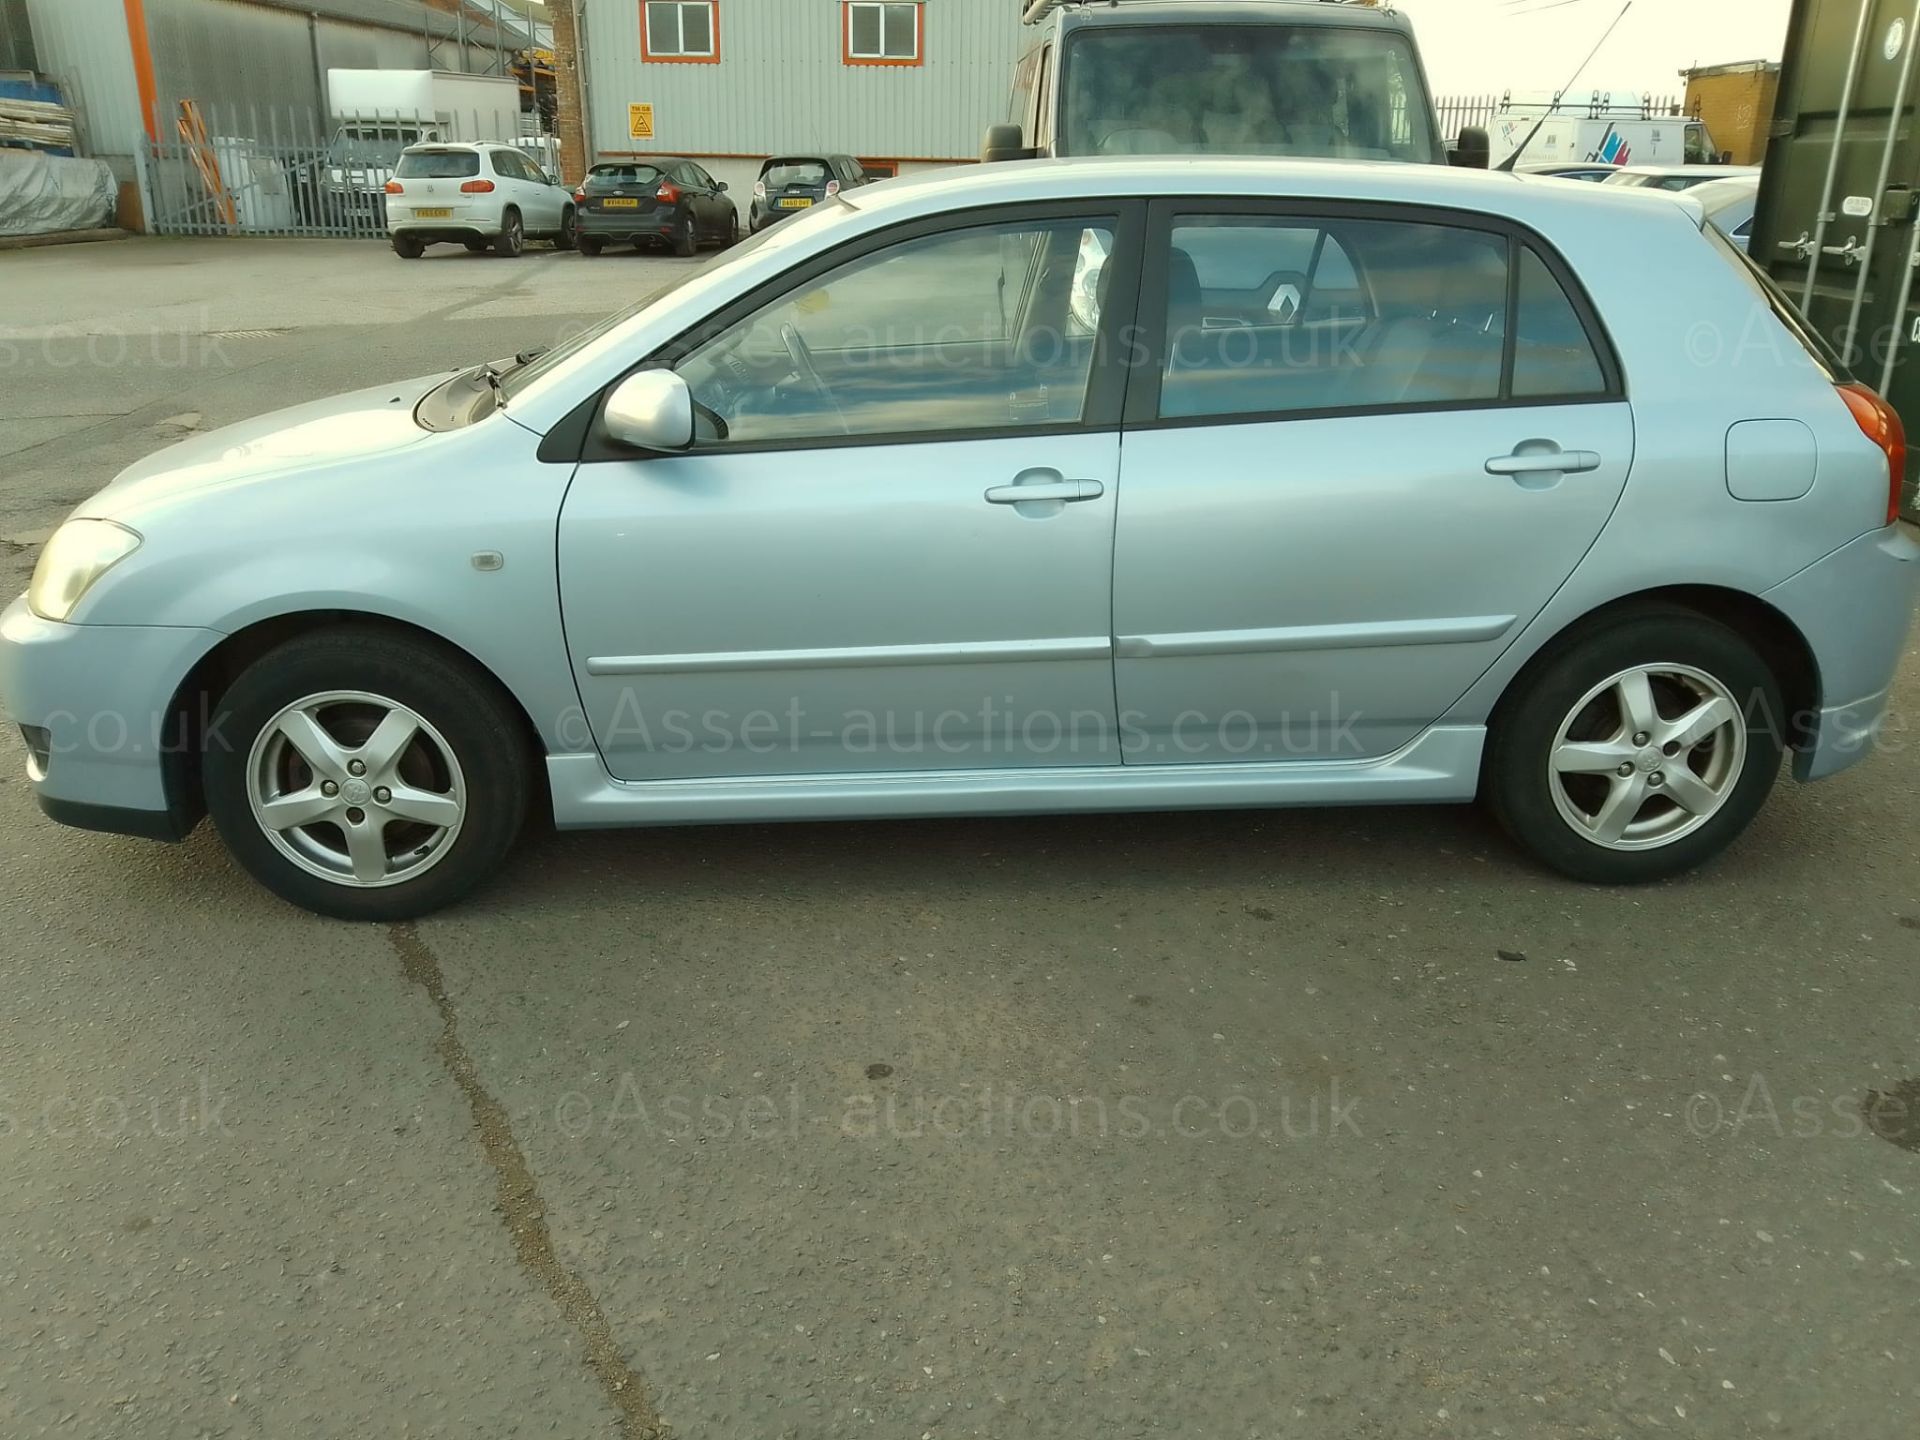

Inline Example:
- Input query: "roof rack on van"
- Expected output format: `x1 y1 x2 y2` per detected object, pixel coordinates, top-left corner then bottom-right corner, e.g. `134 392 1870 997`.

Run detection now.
1019 0 1378 26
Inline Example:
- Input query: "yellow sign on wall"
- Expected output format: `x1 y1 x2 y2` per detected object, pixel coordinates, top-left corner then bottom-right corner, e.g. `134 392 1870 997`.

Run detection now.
628 103 655 140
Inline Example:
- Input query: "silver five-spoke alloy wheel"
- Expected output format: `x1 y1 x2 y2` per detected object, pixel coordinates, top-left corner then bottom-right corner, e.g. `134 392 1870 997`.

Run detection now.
1546 663 1747 851
246 690 467 887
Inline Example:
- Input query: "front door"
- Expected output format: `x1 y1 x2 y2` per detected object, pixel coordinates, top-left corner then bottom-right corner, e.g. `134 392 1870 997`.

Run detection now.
1112 204 1634 764
559 204 1142 781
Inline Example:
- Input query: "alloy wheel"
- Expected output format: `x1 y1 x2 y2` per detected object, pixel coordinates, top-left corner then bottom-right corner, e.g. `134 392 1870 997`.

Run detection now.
246 690 467 887
1546 663 1747 850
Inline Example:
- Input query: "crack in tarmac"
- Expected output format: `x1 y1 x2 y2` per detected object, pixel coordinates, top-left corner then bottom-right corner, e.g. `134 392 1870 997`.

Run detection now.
389 921 666 1439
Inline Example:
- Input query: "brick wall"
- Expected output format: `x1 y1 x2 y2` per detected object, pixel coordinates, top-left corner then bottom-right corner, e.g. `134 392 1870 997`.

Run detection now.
1683 62 1781 166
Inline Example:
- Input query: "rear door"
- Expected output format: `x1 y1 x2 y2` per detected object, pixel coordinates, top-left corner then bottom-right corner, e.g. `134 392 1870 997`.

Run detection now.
1753 0 1920 516
1110 201 1634 764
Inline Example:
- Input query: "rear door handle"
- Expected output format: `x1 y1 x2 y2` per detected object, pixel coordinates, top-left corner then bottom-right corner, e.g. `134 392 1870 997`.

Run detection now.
1485 448 1602 477
984 476 1105 504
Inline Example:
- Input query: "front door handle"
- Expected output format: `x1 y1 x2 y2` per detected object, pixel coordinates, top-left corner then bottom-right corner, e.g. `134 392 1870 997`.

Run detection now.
1485 448 1602 477
984 474 1105 505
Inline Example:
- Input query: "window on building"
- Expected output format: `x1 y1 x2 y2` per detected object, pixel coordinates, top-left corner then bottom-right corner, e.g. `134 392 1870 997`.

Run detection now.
644 0 718 62
844 2 922 66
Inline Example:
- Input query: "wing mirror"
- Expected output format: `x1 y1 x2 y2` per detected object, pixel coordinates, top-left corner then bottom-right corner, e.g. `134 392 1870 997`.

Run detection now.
1450 126 1491 169
604 370 693 451
983 123 1038 163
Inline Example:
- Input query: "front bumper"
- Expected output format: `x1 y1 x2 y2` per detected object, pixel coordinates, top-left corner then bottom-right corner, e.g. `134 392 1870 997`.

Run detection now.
1763 523 1920 781
0 595 221 840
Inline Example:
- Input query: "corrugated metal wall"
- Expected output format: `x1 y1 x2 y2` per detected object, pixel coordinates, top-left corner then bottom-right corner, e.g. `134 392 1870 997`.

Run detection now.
22 0 145 160
584 0 1022 161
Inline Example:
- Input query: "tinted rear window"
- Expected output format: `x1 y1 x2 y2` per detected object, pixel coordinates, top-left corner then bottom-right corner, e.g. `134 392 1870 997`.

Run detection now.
763 160 831 189
587 165 664 189
395 151 479 179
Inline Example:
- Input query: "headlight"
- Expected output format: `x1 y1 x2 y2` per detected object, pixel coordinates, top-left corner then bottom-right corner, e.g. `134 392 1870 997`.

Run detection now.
27 519 142 622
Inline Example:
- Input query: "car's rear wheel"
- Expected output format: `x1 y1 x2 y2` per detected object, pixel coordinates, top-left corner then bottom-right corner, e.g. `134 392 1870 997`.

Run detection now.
578 234 603 257
203 628 532 921
1485 609 1785 884
494 208 524 258
554 206 577 250
672 212 697 257
391 235 424 259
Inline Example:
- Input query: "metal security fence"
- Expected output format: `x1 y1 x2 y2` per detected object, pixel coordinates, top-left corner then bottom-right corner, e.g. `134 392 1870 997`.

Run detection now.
1435 91 1697 142
144 98 538 240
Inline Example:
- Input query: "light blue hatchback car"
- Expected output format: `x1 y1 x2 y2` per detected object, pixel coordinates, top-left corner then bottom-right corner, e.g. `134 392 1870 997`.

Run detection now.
3 159 1916 918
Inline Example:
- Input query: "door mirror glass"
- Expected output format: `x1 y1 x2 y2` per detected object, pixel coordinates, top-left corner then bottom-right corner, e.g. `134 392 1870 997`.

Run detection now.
715 179 728 192
604 370 694 451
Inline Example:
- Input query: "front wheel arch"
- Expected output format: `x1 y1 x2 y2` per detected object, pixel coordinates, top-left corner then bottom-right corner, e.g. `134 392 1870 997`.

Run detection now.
160 611 549 829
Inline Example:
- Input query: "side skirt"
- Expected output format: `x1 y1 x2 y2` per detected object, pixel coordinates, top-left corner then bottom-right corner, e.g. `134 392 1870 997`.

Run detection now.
546 726 1486 829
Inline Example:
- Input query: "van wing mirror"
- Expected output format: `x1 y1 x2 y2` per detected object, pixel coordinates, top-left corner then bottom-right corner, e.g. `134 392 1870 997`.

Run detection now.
603 370 694 452
1451 126 1491 169
983 123 1038 163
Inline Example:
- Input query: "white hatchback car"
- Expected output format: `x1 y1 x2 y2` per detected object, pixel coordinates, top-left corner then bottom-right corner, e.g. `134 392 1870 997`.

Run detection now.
385 142 576 259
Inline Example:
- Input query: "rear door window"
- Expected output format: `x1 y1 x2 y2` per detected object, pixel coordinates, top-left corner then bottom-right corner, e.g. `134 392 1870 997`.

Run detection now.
395 150 480 179
1153 212 1616 420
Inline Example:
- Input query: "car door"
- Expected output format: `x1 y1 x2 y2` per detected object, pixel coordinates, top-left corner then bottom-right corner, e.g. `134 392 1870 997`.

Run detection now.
676 163 716 237
558 202 1144 782
514 150 562 230
1111 201 1633 764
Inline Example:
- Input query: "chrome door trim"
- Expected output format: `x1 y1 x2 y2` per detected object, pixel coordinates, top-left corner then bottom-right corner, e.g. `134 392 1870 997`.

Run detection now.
584 636 1115 676
545 725 1487 825
1113 615 1517 660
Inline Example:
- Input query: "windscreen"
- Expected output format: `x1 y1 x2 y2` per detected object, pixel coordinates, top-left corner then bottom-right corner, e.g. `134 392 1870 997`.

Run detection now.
395 150 480 179
763 160 832 189
1060 25 1438 162
329 129 419 168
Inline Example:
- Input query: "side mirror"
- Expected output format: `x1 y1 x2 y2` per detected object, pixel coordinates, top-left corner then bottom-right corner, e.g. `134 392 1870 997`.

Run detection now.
983 123 1037 163
716 179 728 192
604 370 693 452
1450 126 1491 169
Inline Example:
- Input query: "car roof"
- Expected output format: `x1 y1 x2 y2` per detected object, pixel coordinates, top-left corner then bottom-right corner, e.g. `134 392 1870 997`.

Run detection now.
847 155 1705 231
1612 163 1762 178
1686 175 1761 214
1054 0 1413 34
593 157 684 168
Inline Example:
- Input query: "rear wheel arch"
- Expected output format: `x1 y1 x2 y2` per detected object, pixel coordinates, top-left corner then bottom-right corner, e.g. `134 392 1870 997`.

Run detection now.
1488 586 1821 757
160 611 549 824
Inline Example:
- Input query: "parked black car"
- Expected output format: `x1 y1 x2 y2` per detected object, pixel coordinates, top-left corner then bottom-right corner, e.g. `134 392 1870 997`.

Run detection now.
574 158 737 257
749 154 870 233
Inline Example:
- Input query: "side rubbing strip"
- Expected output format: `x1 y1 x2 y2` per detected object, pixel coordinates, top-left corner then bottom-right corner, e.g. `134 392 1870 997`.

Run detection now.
586 636 1114 676
1114 616 1517 660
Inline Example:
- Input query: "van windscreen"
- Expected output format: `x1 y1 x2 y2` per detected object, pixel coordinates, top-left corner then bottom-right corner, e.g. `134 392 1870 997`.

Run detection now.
1060 25 1438 164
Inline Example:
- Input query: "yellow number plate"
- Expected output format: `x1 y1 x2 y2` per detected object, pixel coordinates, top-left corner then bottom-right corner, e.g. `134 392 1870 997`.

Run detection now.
778 197 813 209
602 197 640 208
413 207 452 218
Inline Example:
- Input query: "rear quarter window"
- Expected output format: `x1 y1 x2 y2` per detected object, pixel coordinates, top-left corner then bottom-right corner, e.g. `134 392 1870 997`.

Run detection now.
395 151 480 179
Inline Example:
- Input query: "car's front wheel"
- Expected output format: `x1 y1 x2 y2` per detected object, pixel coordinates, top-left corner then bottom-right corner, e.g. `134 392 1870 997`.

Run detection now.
1485 609 1785 884
203 627 532 920
554 206 577 250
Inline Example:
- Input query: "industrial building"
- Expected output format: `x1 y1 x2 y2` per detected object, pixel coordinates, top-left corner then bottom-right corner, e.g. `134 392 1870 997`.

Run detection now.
577 0 1023 196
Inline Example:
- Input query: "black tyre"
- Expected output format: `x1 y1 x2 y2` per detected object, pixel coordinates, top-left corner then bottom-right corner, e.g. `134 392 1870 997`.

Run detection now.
726 208 739 245
553 206 577 250
495 208 524 257
203 627 533 921
1485 608 1785 884
392 235 425 259
578 234 604 257
671 211 697 257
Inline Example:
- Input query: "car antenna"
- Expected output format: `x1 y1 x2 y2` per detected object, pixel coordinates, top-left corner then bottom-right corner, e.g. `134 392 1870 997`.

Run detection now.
1496 0 1634 173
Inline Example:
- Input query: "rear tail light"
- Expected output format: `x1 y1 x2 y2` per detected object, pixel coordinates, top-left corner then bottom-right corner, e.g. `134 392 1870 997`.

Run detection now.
655 181 682 204
752 179 767 199
824 179 840 197
1838 381 1907 525
573 188 586 204
384 180 404 194
460 179 495 194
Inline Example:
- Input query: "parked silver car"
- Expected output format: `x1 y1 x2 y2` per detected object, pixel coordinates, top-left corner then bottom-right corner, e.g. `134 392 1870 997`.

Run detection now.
3 159 1915 918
